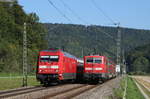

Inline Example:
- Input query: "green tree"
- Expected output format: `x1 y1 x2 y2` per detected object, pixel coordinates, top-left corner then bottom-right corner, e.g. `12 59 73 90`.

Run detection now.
132 57 149 73
0 1 48 73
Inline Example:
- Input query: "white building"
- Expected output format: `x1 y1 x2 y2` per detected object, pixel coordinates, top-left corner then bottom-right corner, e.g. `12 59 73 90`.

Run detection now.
116 64 120 73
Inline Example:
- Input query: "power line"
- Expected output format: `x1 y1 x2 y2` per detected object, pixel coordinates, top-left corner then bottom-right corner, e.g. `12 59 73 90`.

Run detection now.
96 28 115 41
59 0 89 25
97 27 115 40
89 0 117 40
47 0 116 41
47 0 72 23
90 0 116 25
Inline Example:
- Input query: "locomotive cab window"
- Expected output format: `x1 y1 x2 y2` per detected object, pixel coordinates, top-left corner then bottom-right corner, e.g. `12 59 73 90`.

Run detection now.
86 57 102 63
50 56 59 62
86 58 94 63
40 56 59 62
94 58 102 63
40 56 50 62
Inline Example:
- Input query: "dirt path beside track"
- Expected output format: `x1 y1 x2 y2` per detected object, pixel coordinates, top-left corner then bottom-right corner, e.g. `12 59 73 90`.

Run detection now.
132 76 150 99
133 76 150 92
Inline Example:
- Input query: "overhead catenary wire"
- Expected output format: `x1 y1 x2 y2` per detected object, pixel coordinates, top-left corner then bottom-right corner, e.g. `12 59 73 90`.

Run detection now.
47 0 116 40
59 0 89 25
46 0 118 61
90 0 116 25
96 27 115 40
47 0 72 23
90 0 119 40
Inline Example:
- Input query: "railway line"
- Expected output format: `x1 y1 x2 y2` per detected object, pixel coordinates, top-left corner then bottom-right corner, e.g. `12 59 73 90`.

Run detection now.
0 84 95 99
0 77 121 99
0 85 46 98
39 84 99 99
0 84 67 99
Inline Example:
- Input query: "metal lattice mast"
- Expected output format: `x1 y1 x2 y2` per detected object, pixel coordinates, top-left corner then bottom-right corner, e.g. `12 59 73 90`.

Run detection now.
23 22 28 87
122 49 126 74
116 24 121 73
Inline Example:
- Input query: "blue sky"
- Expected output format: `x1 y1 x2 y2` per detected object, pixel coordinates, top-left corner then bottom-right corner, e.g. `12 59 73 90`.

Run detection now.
18 0 150 30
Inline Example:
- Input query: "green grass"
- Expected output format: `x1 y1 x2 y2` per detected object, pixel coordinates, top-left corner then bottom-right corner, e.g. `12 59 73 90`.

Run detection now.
126 77 145 99
113 77 125 99
0 72 36 77
0 72 21 77
0 76 40 90
113 76 145 99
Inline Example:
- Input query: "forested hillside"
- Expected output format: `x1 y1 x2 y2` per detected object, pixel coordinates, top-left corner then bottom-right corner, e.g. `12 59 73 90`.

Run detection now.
45 23 150 59
126 44 150 74
0 1 47 73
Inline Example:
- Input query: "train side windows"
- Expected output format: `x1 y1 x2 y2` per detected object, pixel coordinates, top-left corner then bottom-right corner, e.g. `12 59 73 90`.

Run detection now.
108 62 111 65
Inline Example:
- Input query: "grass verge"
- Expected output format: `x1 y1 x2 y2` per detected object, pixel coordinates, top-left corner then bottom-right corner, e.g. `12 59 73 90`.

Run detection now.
0 76 40 90
112 76 125 99
113 76 145 99
126 77 145 99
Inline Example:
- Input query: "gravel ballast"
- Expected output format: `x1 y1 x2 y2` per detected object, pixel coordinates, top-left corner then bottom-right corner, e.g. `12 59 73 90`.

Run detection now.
74 77 122 99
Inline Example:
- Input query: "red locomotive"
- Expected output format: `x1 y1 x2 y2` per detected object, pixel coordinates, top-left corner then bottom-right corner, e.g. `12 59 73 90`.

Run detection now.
36 49 79 85
83 55 116 83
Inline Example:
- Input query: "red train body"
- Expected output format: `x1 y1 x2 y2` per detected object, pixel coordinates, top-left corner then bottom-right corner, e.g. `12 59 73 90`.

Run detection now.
36 49 78 85
84 55 116 83
36 49 116 85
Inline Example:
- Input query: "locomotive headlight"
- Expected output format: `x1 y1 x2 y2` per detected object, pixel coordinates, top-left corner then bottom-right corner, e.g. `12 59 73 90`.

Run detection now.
55 70 59 72
39 65 47 68
39 70 42 72
85 68 92 70
95 68 103 70
51 65 59 69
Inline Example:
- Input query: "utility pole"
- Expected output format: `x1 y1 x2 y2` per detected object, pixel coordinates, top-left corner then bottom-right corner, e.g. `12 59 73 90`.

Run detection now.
122 49 126 74
95 28 98 54
22 22 28 87
116 24 121 74
82 47 84 58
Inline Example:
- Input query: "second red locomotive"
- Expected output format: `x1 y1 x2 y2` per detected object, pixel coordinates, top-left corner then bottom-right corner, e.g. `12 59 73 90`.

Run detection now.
84 55 116 83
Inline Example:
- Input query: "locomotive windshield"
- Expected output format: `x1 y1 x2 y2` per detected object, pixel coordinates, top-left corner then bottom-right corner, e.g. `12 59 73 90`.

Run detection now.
40 56 49 62
40 56 59 62
49 56 59 62
86 57 102 63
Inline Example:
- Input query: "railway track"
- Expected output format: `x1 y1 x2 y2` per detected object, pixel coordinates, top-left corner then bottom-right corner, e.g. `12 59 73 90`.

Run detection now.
0 84 99 99
39 84 99 99
0 85 45 98
0 78 119 99
0 80 115 99
0 84 68 99
0 84 89 99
